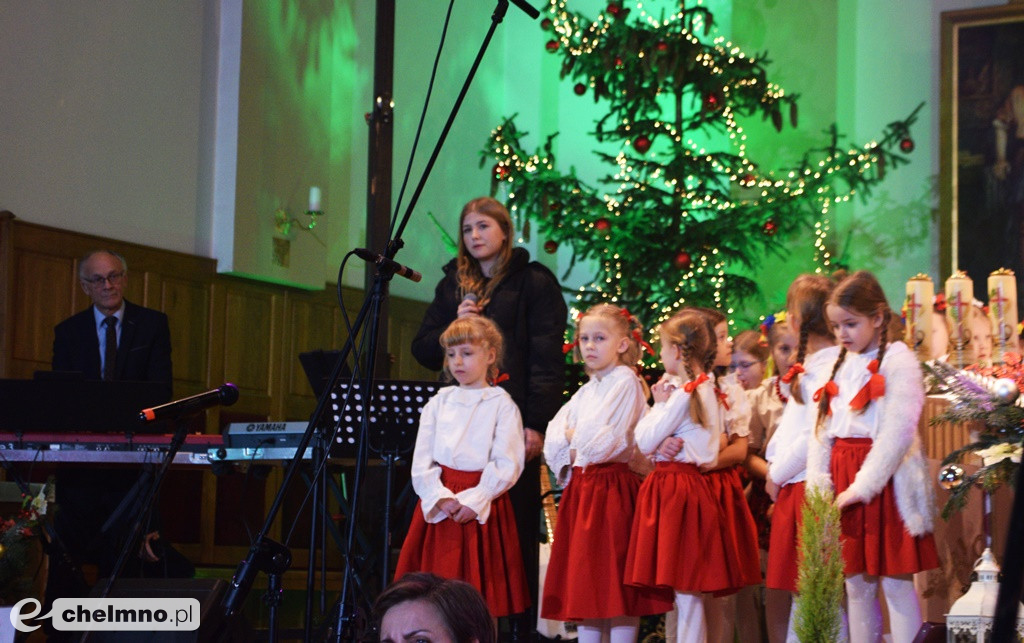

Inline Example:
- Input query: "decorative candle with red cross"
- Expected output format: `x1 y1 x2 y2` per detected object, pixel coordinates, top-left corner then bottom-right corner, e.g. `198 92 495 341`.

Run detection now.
905 274 933 361
988 268 1018 365
945 270 973 369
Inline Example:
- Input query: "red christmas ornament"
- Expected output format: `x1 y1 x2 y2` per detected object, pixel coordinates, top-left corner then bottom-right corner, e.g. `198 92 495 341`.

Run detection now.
607 2 621 17
545 39 559 53
493 163 509 180
656 40 669 52
541 17 553 31
595 217 611 231
762 220 777 236
574 83 587 96
703 92 720 111
674 251 692 270
740 173 756 188
543 240 558 254
899 137 915 153
614 56 624 67
633 135 652 154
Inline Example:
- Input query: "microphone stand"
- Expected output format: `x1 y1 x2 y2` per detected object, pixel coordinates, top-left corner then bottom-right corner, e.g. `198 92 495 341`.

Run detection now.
220 2 537 639
94 416 190 601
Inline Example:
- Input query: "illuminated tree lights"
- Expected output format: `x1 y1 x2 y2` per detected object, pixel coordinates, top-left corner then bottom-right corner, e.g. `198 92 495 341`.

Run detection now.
483 0 921 332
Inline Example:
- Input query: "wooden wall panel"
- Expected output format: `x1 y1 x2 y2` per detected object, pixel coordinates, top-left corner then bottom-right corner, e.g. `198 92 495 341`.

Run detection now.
160 276 212 393
0 215 445 570
12 252 74 373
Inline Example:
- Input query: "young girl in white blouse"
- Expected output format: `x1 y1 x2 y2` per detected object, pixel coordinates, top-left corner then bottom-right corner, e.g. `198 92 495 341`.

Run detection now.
624 309 728 643
393 315 530 618
806 271 938 643
542 304 671 643
765 274 836 640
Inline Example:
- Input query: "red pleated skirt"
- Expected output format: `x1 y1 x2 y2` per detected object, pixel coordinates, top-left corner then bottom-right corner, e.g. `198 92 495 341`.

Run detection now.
832 438 939 577
705 465 763 594
765 481 805 593
624 461 730 594
394 466 530 617
542 463 673 621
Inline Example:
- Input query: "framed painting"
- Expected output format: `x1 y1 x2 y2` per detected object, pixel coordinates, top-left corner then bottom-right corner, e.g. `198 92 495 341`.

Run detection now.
940 3 1024 305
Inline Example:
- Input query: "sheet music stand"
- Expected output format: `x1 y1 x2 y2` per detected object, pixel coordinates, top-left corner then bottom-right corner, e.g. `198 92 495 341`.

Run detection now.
329 379 443 588
330 380 442 458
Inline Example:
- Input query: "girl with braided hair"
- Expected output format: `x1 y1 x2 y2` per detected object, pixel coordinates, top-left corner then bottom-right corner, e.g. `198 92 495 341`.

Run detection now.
763 274 837 640
805 270 938 643
624 310 729 643
541 304 671 642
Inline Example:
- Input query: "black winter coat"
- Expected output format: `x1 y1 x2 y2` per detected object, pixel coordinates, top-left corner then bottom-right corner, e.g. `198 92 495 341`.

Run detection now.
411 248 568 433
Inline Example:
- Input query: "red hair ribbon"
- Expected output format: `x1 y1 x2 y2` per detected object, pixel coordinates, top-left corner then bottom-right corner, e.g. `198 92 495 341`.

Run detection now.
562 339 578 355
780 362 804 384
632 329 655 356
683 372 709 393
849 359 885 410
492 372 510 385
714 386 731 410
812 381 839 415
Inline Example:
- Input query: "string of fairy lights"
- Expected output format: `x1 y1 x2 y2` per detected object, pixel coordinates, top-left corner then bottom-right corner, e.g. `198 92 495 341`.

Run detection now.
486 0 918 340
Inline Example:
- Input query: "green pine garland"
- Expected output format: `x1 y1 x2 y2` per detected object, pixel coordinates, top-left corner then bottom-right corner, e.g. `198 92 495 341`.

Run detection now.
484 0 921 334
793 485 845 643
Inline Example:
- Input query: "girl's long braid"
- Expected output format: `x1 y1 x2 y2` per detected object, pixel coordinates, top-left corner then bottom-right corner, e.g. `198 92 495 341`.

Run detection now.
681 339 708 427
814 347 847 435
790 326 810 404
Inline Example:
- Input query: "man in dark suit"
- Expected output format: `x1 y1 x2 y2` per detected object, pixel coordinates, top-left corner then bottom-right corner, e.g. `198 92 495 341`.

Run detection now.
52 249 172 393
45 250 189 633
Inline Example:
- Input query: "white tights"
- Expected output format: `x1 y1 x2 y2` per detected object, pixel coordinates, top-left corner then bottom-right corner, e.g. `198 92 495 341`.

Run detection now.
672 592 706 643
845 573 921 643
576 616 639 643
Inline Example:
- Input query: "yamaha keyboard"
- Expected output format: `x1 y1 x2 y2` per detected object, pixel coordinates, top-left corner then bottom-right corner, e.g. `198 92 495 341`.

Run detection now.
0 432 314 464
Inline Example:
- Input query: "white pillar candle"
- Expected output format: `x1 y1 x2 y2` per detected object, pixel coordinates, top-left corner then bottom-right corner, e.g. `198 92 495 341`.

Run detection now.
946 271 974 368
988 268 1018 364
905 274 933 360
308 186 322 212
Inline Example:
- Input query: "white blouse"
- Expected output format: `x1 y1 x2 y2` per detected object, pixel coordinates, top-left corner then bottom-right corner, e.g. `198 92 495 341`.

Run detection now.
746 376 786 456
410 385 525 524
819 341 920 440
717 372 752 438
544 365 648 486
766 346 840 487
635 376 721 468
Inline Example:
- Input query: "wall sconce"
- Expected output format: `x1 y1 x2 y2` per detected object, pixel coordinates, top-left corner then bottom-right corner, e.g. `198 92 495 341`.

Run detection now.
274 186 324 237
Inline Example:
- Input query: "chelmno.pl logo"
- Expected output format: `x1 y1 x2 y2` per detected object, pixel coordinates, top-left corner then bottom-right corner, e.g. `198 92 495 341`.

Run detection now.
9 597 201 633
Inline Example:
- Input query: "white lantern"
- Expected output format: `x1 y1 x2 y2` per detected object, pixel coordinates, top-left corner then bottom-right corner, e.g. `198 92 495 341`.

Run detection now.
945 548 1024 641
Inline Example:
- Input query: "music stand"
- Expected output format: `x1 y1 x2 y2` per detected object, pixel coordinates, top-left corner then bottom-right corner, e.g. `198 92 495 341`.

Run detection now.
330 379 442 590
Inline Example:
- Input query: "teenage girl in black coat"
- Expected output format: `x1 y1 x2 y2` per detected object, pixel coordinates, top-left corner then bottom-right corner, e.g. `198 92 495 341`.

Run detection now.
412 196 568 633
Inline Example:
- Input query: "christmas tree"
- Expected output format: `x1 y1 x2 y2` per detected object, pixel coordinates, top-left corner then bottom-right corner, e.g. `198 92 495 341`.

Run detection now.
484 0 921 333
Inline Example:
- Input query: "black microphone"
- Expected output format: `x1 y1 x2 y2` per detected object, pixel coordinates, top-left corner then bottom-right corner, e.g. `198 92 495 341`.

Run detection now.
509 0 540 19
353 248 422 283
140 383 239 422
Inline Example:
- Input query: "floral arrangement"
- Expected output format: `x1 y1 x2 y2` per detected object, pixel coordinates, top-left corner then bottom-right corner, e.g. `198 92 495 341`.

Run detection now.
0 479 52 604
965 351 1024 394
925 361 1024 518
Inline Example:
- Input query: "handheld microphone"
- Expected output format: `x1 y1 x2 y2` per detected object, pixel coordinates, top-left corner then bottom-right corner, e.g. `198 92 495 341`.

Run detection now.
463 293 479 304
140 383 239 422
353 248 422 283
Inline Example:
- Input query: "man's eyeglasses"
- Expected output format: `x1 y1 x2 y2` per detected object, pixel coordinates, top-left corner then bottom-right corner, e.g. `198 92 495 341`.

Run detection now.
82 271 125 286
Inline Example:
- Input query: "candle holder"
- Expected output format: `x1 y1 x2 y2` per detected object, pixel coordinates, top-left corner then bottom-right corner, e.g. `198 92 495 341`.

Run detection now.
274 208 324 238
